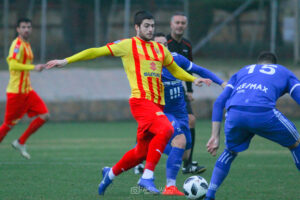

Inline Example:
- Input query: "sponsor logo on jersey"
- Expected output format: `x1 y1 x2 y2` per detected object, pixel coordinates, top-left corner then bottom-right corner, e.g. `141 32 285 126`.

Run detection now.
144 72 160 77
113 40 121 44
150 62 157 71
236 82 268 93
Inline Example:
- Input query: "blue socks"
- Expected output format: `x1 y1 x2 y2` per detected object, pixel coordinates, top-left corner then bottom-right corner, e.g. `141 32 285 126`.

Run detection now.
290 144 300 171
166 147 185 186
206 149 237 199
164 143 172 155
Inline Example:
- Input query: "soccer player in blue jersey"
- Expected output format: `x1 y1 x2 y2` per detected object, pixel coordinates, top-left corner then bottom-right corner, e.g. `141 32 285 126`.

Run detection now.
153 33 226 195
205 52 300 200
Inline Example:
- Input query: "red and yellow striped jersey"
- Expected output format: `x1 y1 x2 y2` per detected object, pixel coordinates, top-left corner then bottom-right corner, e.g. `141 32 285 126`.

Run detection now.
6 37 34 94
107 37 174 105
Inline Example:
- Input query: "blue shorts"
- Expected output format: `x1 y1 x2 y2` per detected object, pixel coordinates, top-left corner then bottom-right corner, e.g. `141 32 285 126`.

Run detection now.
224 107 300 152
165 112 192 150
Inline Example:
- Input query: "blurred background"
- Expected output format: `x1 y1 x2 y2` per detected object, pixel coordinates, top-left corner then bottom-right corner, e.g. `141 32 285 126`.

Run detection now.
0 0 300 121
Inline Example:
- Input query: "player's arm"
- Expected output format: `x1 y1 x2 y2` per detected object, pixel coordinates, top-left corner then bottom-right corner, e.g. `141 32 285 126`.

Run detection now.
176 54 225 86
287 70 300 105
8 59 44 72
207 85 233 156
166 61 212 87
8 59 34 70
46 46 111 68
290 85 300 105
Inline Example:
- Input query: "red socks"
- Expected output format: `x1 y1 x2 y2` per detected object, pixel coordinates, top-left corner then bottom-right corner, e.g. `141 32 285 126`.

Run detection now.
19 117 46 144
112 148 145 176
145 133 171 171
0 123 11 142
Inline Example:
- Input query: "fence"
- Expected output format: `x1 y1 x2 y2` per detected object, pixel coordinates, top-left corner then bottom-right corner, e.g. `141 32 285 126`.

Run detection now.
0 0 299 66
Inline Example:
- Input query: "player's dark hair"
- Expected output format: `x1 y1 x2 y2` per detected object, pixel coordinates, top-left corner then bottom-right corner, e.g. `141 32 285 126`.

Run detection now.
134 11 154 26
257 51 277 64
17 18 32 27
153 32 166 38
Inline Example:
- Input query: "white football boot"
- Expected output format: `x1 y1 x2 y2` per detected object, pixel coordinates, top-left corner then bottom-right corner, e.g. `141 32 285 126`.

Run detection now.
12 140 31 159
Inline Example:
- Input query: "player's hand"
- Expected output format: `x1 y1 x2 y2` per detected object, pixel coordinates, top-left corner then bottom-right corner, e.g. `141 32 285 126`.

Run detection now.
193 78 212 87
221 81 227 89
206 135 220 156
34 64 46 72
46 59 68 69
186 92 194 101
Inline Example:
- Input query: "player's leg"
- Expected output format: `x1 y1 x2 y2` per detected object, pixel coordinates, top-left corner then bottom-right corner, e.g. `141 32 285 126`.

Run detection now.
163 133 185 196
179 114 206 174
205 149 237 200
138 114 173 193
289 139 300 171
0 123 12 142
99 99 172 195
98 129 152 195
17 91 49 146
205 109 254 200
256 109 300 171
0 93 26 142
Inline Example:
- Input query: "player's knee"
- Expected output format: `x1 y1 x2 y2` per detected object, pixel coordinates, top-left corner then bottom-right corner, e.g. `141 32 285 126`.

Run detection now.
171 134 186 149
188 114 196 127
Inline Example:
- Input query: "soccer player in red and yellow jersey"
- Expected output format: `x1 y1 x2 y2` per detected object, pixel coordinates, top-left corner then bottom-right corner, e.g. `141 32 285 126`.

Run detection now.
0 18 49 159
46 11 211 194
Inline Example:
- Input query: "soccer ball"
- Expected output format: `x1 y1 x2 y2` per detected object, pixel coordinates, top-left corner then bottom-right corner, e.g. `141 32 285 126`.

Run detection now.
183 176 208 199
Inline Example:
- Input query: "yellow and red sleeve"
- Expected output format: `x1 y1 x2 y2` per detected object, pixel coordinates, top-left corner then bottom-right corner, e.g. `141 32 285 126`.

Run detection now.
106 39 130 57
66 46 111 64
166 62 197 82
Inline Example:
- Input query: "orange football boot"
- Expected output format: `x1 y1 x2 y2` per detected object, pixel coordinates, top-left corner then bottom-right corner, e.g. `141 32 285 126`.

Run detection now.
162 185 185 196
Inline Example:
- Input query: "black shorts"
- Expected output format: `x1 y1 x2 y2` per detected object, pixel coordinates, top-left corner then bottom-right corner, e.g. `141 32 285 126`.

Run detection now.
184 93 194 115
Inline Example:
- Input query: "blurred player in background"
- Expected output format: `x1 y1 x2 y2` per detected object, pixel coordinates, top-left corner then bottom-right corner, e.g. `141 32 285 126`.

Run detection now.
0 18 49 159
46 11 209 195
153 33 225 196
205 52 300 200
167 12 204 173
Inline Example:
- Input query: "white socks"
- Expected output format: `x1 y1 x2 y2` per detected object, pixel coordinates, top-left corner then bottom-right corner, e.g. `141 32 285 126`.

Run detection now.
166 179 176 187
108 169 115 180
141 169 154 179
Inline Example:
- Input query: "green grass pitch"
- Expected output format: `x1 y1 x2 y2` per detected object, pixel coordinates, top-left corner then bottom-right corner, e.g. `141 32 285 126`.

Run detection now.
0 120 299 200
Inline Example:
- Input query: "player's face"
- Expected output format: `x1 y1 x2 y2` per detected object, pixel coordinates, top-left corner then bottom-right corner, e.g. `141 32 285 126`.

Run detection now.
154 36 167 47
17 22 32 41
136 19 155 41
170 15 187 36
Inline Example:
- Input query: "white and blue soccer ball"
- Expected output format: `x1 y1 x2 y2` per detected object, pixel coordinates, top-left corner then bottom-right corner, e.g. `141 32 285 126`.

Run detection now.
183 176 208 199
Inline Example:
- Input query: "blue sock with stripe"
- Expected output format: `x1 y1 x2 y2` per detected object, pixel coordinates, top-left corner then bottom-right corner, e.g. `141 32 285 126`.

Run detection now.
290 144 300 171
206 149 237 199
166 147 184 186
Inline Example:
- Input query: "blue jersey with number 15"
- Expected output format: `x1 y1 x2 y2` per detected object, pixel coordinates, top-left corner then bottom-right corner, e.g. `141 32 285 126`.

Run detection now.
225 64 300 109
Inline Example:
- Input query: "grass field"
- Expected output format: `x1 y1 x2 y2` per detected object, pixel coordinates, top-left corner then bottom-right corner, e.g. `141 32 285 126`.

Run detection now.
0 120 299 200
